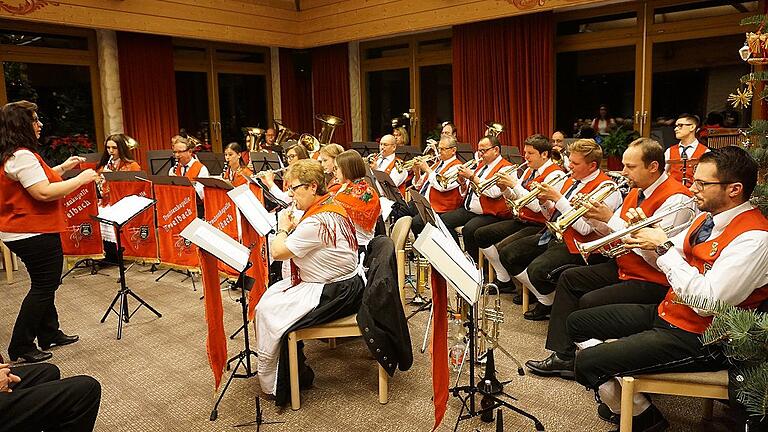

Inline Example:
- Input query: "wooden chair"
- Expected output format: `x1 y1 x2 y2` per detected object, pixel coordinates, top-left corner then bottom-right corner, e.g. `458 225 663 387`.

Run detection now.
619 370 729 432
1 240 18 284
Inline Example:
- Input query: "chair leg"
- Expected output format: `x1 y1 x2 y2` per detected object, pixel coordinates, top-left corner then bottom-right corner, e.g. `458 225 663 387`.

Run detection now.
378 365 388 404
2 242 12 285
703 399 714 420
397 249 406 309
288 332 301 410
522 285 530 312
619 377 635 432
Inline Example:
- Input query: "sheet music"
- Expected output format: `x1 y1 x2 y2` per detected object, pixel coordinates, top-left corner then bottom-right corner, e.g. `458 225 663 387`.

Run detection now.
180 218 250 272
379 197 394 220
97 195 154 225
227 184 276 236
414 223 482 304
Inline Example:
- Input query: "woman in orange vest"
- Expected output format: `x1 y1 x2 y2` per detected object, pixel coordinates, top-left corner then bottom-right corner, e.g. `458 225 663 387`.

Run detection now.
222 142 254 187
0 100 99 363
318 143 344 193
95 133 141 202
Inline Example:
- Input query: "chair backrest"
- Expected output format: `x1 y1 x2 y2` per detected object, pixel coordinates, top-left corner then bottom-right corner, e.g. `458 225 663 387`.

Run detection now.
390 216 412 251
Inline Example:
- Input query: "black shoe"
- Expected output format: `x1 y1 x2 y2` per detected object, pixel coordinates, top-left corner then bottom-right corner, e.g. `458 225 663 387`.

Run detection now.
524 303 551 321
525 352 575 379
493 279 516 294
39 333 79 350
10 348 52 363
610 404 668 432
598 403 620 424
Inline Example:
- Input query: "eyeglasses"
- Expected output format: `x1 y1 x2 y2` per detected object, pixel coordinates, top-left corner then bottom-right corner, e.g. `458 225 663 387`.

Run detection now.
691 179 734 189
288 183 308 193
286 153 297 160
674 123 694 129
438 146 455 151
477 147 494 155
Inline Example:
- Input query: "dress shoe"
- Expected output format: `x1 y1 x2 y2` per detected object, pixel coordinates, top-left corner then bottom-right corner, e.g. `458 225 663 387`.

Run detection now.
11 348 52 363
525 352 575 379
493 278 516 294
524 303 551 321
512 291 523 305
610 404 668 432
39 333 79 350
598 403 619 424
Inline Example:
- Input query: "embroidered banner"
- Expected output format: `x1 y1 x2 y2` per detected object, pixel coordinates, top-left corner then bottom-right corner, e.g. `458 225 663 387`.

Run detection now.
154 183 199 270
109 179 159 262
60 182 103 258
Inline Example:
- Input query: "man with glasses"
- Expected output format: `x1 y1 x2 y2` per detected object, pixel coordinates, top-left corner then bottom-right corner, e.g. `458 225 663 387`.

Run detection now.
526 138 694 379
440 135 512 263
409 135 463 236
665 113 709 186
169 135 209 199
370 134 407 196
569 146 768 431
551 131 569 168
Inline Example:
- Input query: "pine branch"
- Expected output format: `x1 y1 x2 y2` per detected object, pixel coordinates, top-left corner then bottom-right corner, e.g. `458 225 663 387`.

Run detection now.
735 364 768 418
748 120 768 137
741 15 768 27
740 71 768 84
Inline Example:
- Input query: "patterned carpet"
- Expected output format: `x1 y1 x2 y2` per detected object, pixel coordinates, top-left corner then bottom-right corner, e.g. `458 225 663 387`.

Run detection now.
0 259 740 431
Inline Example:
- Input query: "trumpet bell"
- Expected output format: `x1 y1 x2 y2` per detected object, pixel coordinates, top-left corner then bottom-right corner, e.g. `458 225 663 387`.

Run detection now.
484 121 504 137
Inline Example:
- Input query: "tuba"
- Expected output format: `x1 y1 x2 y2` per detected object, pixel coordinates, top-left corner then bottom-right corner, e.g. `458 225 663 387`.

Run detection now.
273 120 295 146
316 114 344 145
243 127 265 152
298 133 321 153
545 181 618 241
484 121 504 137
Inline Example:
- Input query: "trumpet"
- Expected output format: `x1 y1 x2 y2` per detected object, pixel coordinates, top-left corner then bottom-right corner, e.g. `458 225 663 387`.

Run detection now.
508 170 571 217
471 161 529 195
436 158 478 188
395 154 437 172
366 152 380 164
574 197 697 263
545 181 618 241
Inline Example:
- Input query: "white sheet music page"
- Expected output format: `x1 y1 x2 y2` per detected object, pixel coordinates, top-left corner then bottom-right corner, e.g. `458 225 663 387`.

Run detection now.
97 195 154 225
227 184 276 236
180 218 249 272
413 223 482 304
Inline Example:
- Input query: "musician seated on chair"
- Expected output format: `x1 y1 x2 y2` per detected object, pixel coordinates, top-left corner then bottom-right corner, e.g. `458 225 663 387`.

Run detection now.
255 159 364 398
370 134 407 196
332 150 381 250
665 113 709 186
526 137 694 380
567 146 768 432
169 135 209 200
409 135 463 236
439 135 513 264
474 134 563 296
491 139 622 321
260 144 310 206
318 144 344 193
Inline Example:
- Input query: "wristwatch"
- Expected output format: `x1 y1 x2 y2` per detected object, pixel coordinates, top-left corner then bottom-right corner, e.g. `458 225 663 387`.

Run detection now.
655 240 674 256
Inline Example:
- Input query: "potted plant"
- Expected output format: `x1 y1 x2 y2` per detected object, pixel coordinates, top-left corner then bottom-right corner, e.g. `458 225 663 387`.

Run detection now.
601 126 638 170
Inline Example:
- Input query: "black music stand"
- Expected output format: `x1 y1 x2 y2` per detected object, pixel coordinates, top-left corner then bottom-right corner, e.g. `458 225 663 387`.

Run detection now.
93 195 162 340
409 191 439 353
147 150 174 175
250 151 283 177
372 170 406 207
456 143 475 163
350 141 379 158
197 152 226 176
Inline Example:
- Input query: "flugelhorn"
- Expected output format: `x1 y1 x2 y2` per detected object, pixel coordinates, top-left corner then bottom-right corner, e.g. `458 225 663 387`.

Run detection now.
508 170 571 217
485 121 504 137
574 197 697 263
395 154 437 172
545 181 618 241
436 158 479 188
471 161 529 195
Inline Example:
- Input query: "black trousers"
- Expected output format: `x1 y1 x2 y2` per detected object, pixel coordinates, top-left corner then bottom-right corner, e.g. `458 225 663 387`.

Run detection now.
408 200 450 238
545 260 669 357
5 234 65 358
439 208 501 263
498 233 548 277
0 363 101 432
568 304 725 389
526 241 608 296
474 219 541 250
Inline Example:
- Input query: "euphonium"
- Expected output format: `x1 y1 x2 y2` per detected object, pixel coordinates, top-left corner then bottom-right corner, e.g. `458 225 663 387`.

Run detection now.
273 120 295 145
436 158 478 188
508 170 570 217
472 161 529 195
545 181 618 241
299 133 321 153
484 121 504 137
573 197 697 263
243 127 265 152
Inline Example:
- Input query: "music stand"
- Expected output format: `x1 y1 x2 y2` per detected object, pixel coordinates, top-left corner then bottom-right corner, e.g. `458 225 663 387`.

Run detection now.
250 151 283 177
350 141 379 158
179 218 256 421
197 152 226 176
147 150 174 175
101 170 152 275
372 170 406 207
455 143 475 163
93 195 162 340
409 191 438 353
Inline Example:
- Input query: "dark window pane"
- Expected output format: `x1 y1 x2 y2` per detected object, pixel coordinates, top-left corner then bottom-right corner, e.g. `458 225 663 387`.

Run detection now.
175 71 211 147
215 49 265 63
419 64 452 146
556 12 637 36
4 62 96 164
0 31 88 50
364 43 409 60
418 38 451 53
366 68 410 140
173 46 207 60
217 73 268 148
654 1 757 24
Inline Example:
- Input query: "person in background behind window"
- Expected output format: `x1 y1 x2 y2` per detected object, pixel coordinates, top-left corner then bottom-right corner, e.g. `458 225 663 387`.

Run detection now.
393 126 409 147
591 104 616 137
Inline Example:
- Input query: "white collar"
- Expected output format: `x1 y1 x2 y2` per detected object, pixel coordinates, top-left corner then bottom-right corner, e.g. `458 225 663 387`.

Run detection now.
535 158 554 176
711 201 756 229
643 172 669 198
575 168 601 184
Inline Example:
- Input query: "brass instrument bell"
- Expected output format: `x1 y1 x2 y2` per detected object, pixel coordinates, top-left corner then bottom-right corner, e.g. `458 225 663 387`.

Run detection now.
273 120 296 146
298 133 321 153
243 127 266 152
316 114 344 145
484 121 504 137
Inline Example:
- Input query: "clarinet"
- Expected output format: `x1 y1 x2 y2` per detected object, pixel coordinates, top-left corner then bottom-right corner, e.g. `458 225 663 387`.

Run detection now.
222 160 230 181
172 157 179 175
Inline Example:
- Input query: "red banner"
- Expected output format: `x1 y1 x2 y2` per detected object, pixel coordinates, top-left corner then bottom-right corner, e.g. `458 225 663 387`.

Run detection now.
199 249 227 391
109 179 159 263
154 183 199 270
60 182 103 258
431 270 449 431
203 186 240 277
240 184 268 320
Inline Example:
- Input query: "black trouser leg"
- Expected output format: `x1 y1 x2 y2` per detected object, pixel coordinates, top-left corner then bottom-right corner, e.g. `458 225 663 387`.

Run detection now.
5 234 64 357
1 363 102 432
461 215 502 262
438 208 475 246
474 219 540 250
567 304 724 389
579 280 669 311
526 241 584 296
497 233 547 277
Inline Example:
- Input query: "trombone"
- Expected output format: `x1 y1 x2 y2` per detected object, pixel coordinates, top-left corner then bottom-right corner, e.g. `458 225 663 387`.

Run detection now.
545 181 618 241
471 161 529 195
574 197 697 263
436 158 479 188
508 171 571 217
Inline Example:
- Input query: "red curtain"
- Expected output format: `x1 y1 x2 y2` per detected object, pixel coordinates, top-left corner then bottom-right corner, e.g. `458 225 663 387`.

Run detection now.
312 43 352 146
279 49 314 134
452 13 553 150
117 32 179 169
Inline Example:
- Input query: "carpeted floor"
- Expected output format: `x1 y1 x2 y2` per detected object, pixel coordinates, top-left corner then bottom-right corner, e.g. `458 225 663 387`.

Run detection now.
0 259 741 431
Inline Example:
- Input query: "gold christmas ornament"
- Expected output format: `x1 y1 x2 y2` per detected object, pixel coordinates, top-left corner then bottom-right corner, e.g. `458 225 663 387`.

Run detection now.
729 87 753 109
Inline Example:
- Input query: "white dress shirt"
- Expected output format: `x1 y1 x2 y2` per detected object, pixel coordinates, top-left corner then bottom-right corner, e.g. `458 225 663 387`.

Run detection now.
466 155 504 214
542 169 623 236
375 153 408 187
169 158 210 199
504 159 566 215
415 156 460 195
664 139 708 172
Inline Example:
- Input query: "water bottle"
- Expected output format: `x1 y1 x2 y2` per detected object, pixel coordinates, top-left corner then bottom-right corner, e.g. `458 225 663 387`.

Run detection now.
448 313 466 371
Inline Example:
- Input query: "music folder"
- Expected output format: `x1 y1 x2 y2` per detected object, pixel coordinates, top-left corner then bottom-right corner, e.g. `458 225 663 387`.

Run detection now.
227 184 276 237
195 177 234 190
150 175 193 187
180 218 250 273
96 195 155 226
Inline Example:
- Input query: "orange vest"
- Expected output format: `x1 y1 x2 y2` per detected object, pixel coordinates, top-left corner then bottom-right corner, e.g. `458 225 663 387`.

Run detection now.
668 143 708 185
469 158 513 218
560 171 613 254
616 177 693 285
658 209 768 334
518 163 563 224
0 150 66 233
174 159 204 180
382 157 406 197
426 158 463 213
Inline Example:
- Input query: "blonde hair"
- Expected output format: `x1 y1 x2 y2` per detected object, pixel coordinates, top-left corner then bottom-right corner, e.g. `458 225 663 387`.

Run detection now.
568 139 602 165
319 143 344 159
287 159 327 195
171 135 190 150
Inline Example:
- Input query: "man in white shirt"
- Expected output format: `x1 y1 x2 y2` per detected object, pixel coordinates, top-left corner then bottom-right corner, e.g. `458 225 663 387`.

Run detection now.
370 134 407 194
168 135 209 200
409 136 463 236
664 113 709 186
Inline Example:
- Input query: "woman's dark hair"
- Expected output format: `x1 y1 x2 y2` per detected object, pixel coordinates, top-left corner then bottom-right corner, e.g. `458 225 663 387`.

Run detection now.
224 142 245 168
286 144 309 160
699 145 758 201
98 134 137 169
335 150 367 181
0 100 39 163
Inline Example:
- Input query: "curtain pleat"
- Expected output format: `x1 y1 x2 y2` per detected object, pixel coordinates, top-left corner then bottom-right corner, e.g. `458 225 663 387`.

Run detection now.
279 48 314 134
311 44 352 147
